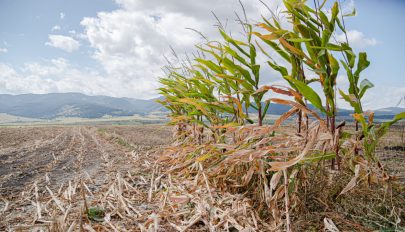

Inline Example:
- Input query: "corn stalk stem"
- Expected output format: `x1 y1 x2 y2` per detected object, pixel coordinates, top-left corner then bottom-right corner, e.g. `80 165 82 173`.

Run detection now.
355 121 359 155
298 111 302 133
283 169 292 232
258 103 263 126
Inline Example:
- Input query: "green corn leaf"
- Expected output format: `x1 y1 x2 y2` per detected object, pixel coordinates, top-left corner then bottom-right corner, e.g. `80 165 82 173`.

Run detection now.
224 45 250 67
302 4 316 14
340 60 356 95
376 112 405 139
393 111 405 121
339 89 361 113
252 64 261 85
327 43 343 51
286 38 313 43
336 17 346 33
317 49 326 58
263 100 271 115
220 29 247 46
359 79 374 99
311 44 342 51
255 40 272 60
221 57 255 86
295 24 321 45
285 3 320 32
353 113 368 133
285 76 327 114
216 74 244 83
250 44 257 65
220 30 250 57
260 39 291 61
328 53 340 76
319 0 327 9
267 60 289 77
306 78 319 84
319 11 330 30
302 152 336 163
343 8 356 17
321 29 332 47
380 112 405 129
331 2 339 23
247 24 253 42
250 103 258 111
354 52 370 82
246 118 254 124
290 57 298 80
342 47 356 68
196 59 222 74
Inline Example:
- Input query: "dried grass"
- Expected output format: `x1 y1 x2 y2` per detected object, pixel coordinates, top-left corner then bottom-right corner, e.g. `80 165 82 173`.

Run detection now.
149 116 405 231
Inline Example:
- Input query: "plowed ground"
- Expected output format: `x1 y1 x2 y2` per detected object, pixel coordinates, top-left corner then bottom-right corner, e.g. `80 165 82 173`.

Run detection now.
0 125 172 231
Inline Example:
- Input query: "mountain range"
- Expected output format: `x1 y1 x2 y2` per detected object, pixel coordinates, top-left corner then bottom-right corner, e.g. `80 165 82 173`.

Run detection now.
0 92 402 120
0 93 163 119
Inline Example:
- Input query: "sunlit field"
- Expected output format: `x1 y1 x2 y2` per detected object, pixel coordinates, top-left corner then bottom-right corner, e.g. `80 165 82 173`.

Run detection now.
0 0 404 231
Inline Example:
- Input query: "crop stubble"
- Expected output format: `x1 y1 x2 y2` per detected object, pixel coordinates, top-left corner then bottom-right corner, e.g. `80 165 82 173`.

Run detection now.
0 125 172 231
0 125 403 231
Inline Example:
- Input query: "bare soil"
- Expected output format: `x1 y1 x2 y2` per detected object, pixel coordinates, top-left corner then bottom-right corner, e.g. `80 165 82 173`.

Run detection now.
376 125 405 182
0 125 172 231
0 126 171 194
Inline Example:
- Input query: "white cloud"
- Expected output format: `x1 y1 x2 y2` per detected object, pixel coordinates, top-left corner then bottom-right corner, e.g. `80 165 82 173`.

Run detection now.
334 74 405 110
0 48 7 53
45 35 80 52
52 25 61 31
336 30 378 48
0 58 158 98
60 12 65 19
362 85 405 110
78 0 285 99
0 0 286 100
3 0 392 107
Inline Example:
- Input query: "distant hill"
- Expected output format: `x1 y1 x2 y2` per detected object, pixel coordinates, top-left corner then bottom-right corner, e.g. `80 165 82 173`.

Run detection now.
0 93 402 120
0 93 163 119
374 107 405 115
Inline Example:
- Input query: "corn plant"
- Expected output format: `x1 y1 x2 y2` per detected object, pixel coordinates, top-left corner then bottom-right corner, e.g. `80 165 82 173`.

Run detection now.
159 0 404 159
156 0 404 230
252 1 346 169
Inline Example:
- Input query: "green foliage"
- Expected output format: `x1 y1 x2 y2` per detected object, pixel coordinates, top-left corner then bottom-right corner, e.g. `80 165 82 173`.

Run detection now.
157 0 404 159
155 1 405 230
354 112 405 161
285 77 327 115
87 207 105 222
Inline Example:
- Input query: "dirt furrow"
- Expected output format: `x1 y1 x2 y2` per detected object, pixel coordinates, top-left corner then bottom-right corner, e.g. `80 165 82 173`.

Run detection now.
0 125 173 231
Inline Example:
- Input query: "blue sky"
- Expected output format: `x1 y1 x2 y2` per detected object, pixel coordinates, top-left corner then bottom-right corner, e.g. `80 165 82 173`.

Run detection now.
0 0 404 109
0 0 115 66
345 0 405 107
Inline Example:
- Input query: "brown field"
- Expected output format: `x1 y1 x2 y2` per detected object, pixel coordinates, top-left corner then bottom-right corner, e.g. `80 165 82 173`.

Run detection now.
0 125 172 231
0 124 403 231
375 125 405 182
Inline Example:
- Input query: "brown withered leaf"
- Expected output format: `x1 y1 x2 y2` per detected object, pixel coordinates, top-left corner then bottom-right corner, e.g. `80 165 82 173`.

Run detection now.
338 164 360 196
268 125 319 171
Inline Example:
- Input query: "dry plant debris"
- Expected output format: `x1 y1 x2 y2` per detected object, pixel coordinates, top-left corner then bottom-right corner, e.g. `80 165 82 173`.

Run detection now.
0 125 404 231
